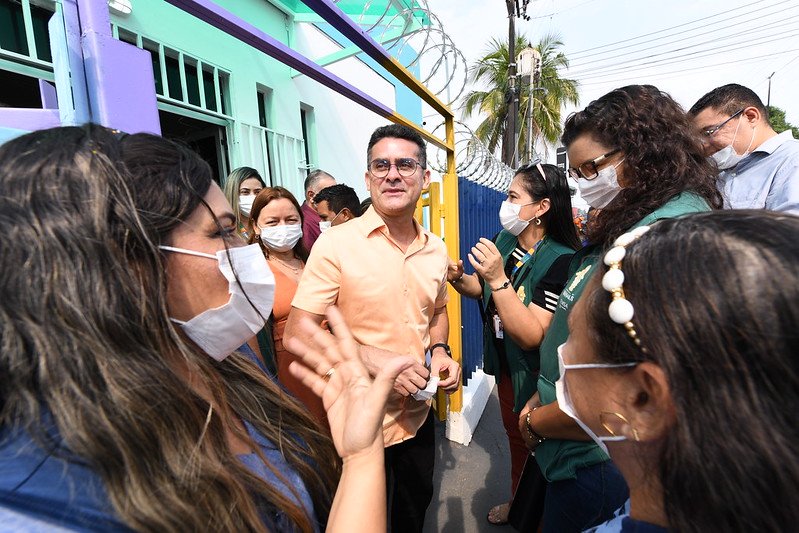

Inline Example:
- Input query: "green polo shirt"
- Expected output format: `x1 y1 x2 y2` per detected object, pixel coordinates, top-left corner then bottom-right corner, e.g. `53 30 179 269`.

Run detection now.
535 192 711 481
482 232 575 412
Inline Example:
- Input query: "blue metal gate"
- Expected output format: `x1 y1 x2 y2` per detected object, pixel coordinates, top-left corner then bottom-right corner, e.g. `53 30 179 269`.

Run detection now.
457 176 505 383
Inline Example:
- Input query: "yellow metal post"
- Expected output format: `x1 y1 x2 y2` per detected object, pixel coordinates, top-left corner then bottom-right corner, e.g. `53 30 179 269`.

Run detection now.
438 116 462 415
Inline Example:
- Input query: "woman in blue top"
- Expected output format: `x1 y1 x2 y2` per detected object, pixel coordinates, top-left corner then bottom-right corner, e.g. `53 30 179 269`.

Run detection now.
447 163 580 525
0 125 406 533
564 211 799 533
518 85 723 533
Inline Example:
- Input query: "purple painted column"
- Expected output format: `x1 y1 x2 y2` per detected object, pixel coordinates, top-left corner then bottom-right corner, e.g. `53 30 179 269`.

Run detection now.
38 80 58 109
77 0 160 134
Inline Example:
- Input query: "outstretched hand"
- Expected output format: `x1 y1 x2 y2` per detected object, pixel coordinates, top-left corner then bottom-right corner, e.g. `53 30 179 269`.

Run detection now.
447 256 464 283
286 306 414 461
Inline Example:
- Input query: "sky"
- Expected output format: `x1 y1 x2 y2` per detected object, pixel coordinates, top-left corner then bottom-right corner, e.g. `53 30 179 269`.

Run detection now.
423 0 799 144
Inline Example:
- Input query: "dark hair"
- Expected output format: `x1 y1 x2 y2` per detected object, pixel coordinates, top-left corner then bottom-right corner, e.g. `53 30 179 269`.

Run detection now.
313 184 362 217
247 186 310 262
688 83 769 121
561 84 722 246
515 163 581 250
360 197 373 213
367 124 427 168
303 169 335 194
583 210 799 533
0 125 337 532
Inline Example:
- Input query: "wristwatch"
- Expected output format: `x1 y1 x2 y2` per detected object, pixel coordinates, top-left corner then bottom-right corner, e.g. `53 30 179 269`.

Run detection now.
430 343 452 357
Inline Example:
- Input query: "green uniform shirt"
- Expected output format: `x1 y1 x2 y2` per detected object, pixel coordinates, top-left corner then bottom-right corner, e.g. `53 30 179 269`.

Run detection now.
535 192 711 482
482 231 575 412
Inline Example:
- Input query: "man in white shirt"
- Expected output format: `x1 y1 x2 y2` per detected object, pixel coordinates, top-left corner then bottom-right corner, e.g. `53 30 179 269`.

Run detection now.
689 83 799 213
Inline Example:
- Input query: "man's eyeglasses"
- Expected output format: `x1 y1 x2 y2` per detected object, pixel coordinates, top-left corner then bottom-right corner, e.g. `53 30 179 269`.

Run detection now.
568 149 621 181
368 158 423 178
700 108 745 138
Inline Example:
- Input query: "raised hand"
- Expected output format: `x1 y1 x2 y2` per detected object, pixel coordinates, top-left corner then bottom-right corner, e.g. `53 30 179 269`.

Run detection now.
286 306 414 461
468 238 506 285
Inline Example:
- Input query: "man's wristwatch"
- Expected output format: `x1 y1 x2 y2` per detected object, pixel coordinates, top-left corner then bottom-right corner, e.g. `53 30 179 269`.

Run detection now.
430 343 452 357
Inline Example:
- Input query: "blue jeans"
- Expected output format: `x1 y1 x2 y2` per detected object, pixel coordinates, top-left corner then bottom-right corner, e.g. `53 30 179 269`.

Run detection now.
542 461 629 533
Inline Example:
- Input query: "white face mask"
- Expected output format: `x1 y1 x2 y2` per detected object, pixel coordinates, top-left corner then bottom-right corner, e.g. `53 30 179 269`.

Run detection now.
577 159 625 209
318 210 341 233
239 195 256 217
499 200 535 236
159 244 275 361
709 118 756 170
555 343 637 456
259 224 303 252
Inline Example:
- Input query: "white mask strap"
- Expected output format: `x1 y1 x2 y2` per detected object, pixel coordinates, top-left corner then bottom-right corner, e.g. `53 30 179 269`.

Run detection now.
159 245 218 260
563 362 638 370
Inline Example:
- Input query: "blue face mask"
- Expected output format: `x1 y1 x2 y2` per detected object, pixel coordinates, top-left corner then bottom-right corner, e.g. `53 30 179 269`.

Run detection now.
709 118 756 170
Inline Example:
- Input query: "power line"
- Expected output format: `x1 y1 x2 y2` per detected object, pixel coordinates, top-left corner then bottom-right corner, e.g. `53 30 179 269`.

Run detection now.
574 38 799 82
568 0 784 58
570 25 799 80
576 47 799 87
527 0 600 20
568 7 799 71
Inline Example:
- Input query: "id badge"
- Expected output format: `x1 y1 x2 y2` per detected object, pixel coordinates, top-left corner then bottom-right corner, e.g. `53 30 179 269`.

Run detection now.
493 314 504 339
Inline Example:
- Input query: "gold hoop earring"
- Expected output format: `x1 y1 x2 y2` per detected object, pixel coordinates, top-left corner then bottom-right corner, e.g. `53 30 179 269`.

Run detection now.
534 216 542 226
599 411 640 441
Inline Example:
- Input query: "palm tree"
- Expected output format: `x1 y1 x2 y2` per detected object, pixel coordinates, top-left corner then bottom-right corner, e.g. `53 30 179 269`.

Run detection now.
462 33 579 163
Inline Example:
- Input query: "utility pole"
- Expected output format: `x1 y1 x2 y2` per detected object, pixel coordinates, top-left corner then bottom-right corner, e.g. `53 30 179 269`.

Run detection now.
503 0 530 168
504 0 517 168
518 46 541 165
767 71 776 108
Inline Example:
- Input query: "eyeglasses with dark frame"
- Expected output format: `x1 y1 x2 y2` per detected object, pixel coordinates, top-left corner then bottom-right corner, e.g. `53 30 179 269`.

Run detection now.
567 149 621 181
368 158 423 178
700 108 745 138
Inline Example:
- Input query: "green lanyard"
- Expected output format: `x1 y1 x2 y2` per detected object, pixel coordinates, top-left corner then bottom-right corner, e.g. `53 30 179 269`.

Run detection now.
510 238 543 282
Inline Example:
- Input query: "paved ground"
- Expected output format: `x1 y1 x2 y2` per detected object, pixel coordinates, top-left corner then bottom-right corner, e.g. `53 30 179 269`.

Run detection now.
423 386 513 533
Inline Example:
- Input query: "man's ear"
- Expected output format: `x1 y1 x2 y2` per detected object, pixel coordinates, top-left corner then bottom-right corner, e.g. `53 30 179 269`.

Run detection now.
422 169 432 190
603 362 676 443
743 106 762 126
340 208 353 222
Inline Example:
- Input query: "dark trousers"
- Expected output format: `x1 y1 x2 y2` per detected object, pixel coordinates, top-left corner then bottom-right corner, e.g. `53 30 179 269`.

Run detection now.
542 460 629 533
384 409 435 533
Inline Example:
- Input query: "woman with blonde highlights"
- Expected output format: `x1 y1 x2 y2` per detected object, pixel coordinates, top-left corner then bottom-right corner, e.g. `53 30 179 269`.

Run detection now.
0 125 404 532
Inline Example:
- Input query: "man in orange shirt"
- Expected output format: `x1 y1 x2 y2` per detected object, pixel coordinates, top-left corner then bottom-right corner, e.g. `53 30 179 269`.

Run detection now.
285 124 461 532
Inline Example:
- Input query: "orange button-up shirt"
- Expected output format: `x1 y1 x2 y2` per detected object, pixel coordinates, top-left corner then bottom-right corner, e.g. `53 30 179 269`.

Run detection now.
291 206 449 446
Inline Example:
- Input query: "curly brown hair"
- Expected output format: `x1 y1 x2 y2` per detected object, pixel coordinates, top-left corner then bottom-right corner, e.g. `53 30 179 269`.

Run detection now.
562 85 722 246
